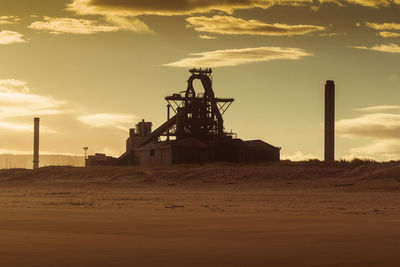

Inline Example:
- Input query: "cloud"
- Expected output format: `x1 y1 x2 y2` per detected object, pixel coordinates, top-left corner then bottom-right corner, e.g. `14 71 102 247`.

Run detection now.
29 17 119 35
349 140 400 159
355 105 400 112
67 0 275 16
337 108 400 160
319 32 340 37
103 15 153 33
29 16 153 34
0 79 30 93
337 112 400 139
0 121 35 132
0 31 27 45
79 113 136 130
0 121 56 133
0 80 69 135
186 15 325 36
350 43 400 53
379 31 400 38
68 0 400 17
0 16 20 25
0 79 138 157
164 46 312 67
199 35 217 39
0 79 68 118
66 1 400 35
346 0 395 7
282 151 318 161
365 22 400 31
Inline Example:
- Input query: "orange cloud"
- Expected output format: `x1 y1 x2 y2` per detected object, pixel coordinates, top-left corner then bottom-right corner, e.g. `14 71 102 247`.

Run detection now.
30 16 153 34
350 43 400 53
0 16 20 25
0 31 26 45
164 46 312 67
199 35 217 39
186 15 325 36
0 79 137 156
337 108 400 159
67 0 275 16
68 0 400 17
365 22 400 30
79 113 137 130
29 17 119 34
379 31 400 38
337 111 400 139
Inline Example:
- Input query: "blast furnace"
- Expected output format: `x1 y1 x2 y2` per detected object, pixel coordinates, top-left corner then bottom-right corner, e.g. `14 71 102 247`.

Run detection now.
88 68 281 166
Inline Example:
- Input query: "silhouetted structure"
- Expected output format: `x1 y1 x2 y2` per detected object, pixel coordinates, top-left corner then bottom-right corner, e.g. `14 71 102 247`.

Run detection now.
88 69 281 166
33 117 40 170
325 80 335 163
86 153 118 167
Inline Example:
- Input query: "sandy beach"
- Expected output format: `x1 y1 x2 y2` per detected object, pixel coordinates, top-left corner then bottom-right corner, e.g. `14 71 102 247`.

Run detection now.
0 162 399 266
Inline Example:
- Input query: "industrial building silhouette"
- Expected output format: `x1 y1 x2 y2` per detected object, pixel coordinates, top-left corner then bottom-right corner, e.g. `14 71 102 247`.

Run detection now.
87 68 281 166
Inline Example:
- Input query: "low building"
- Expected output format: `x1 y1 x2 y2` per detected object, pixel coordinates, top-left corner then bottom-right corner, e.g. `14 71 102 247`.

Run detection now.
86 153 118 167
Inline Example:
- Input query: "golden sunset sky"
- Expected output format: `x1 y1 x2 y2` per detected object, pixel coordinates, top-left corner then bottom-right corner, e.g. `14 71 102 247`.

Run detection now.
1 0 400 162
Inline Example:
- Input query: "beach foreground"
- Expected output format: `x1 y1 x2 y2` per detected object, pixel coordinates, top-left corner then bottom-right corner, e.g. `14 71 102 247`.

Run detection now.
0 162 399 266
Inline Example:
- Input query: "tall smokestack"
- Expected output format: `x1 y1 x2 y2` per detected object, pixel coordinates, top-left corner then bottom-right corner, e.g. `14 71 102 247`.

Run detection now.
324 80 335 163
33 117 40 170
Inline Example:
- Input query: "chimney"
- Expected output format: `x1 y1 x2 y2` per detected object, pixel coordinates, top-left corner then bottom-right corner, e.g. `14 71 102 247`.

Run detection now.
324 80 335 163
33 117 40 170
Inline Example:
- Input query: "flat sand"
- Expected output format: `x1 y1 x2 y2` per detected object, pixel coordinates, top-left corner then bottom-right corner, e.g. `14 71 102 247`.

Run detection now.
0 162 399 266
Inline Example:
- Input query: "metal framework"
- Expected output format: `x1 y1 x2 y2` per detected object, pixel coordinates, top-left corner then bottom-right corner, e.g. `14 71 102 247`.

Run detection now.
165 68 234 140
137 68 234 146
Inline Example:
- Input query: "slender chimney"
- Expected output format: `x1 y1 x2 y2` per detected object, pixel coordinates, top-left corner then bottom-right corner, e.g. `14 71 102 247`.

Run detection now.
324 80 335 163
33 117 40 170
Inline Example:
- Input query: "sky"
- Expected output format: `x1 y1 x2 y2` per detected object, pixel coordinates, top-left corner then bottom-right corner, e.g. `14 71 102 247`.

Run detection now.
1 0 400 163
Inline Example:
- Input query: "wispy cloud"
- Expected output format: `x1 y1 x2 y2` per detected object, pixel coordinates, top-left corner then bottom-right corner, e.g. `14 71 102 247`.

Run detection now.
186 15 325 36
350 43 400 53
29 17 119 35
104 15 153 33
164 46 312 68
0 79 68 118
67 0 274 16
66 0 400 36
0 31 26 45
379 31 400 38
0 79 138 156
199 35 217 40
365 22 400 30
282 151 318 161
68 0 400 17
361 22 400 38
349 140 400 158
79 113 136 130
337 108 400 159
29 16 153 35
337 112 400 139
347 0 396 7
0 16 20 25
319 32 340 37
0 79 30 93
355 105 400 112
0 121 56 133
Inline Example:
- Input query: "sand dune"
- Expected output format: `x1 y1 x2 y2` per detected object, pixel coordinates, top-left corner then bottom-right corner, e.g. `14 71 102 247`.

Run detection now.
0 162 399 266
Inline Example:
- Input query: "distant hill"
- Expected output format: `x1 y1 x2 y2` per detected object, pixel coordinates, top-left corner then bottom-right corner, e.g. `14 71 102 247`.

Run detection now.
0 154 85 169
